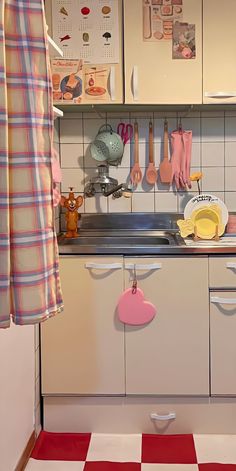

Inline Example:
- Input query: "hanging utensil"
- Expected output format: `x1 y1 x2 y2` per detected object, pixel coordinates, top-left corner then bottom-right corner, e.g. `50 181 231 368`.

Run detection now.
159 119 172 184
130 122 142 185
146 121 158 185
117 122 133 145
90 124 124 164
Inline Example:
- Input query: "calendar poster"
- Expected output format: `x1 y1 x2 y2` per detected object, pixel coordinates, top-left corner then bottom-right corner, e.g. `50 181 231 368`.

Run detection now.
52 0 120 64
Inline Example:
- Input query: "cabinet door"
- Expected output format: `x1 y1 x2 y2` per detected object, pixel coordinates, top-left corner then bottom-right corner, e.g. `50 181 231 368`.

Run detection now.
41 256 125 395
125 257 209 395
210 291 236 395
124 0 202 104
203 0 236 104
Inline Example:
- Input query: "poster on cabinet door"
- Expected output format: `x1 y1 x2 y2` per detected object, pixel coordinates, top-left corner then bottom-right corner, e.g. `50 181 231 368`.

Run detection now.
143 0 183 41
51 59 83 104
172 22 196 59
52 0 120 64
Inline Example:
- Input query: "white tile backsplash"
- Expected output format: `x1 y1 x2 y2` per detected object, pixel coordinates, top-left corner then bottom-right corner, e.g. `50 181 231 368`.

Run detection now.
57 110 236 214
201 142 224 167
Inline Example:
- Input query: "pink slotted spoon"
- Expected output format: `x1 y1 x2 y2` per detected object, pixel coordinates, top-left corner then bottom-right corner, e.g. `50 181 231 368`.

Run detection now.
130 122 142 185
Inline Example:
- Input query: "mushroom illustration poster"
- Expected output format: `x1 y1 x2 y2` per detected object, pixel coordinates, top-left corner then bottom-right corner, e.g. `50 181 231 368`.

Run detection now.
143 0 183 41
52 0 120 63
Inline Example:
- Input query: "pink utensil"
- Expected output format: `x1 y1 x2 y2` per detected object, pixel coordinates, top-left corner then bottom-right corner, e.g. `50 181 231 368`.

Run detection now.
130 122 142 185
117 274 156 326
146 121 158 185
159 119 172 184
117 122 133 145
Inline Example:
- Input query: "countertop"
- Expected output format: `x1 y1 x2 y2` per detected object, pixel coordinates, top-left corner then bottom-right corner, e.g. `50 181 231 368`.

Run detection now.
58 213 236 256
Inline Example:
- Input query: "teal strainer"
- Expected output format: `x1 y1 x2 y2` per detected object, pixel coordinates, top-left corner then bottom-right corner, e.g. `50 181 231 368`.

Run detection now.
90 124 124 164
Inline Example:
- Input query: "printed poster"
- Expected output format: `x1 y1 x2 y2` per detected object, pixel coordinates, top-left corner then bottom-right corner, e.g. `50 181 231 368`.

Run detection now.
172 22 196 59
52 0 120 64
143 0 183 41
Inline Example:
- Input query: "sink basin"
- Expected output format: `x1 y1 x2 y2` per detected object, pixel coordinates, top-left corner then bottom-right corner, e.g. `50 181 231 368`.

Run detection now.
59 233 176 247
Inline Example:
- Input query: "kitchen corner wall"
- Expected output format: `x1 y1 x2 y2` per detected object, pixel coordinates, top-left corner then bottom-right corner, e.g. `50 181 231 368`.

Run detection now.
57 109 236 217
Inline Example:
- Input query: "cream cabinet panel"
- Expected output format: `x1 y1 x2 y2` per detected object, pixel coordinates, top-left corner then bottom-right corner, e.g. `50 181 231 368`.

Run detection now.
210 291 236 395
124 0 202 104
41 256 125 395
209 257 236 288
125 257 209 395
203 0 236 104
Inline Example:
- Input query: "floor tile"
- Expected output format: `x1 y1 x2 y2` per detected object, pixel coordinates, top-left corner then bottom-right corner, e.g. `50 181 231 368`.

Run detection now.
142 434 197 464
84 463 141 471
194 435 236 464
198 465 236 471
26 459 85 470
31 431 91 461
142 465 198 470
86 434 142 463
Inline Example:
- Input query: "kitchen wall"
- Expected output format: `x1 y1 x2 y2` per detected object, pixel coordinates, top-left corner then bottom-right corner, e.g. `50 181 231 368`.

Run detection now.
57 109 236 217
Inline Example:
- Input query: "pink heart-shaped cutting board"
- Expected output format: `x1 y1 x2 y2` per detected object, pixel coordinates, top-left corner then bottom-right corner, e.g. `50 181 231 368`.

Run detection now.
117 287 156 326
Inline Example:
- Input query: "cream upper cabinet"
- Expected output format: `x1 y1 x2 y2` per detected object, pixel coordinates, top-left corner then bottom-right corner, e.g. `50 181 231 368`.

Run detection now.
41 256 125 395
124 0 202 104
125 257 209 395
210 291 236 395
203 0 236 104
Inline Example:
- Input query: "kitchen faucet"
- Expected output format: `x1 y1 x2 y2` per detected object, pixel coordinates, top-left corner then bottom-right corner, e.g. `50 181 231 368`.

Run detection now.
84 165 132 199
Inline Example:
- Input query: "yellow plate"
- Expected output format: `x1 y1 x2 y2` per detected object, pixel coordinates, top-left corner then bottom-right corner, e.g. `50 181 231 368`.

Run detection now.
190 205 225 239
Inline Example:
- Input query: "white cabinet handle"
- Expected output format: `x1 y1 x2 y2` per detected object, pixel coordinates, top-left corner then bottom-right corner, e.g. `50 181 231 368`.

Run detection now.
125 263 162 271
109 66 116 101
132 66 139 101
211 296 236 305
226 262 236 269
150 412 176 421
205 91 236 98
85 262 122 270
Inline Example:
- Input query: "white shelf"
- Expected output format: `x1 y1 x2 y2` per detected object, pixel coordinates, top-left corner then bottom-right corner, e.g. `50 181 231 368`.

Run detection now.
53 106 64 119
48 35 63 58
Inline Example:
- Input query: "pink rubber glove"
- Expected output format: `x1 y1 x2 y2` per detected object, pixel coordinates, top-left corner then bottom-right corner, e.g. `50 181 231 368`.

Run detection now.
183 131 192 189
51 148 62 207
170 130 184 190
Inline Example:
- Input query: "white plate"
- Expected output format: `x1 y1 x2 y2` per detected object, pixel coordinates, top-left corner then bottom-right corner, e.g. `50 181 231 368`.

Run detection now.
184 194 229 226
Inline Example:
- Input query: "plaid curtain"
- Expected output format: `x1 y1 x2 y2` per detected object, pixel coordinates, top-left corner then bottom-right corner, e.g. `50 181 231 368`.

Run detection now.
0 0 63 328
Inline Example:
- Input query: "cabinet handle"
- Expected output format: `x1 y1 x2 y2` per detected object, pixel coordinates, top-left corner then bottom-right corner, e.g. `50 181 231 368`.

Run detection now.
132 66 139 101
85 262 123 270
150 412 176 421
211 296 236 305
226 262 236 269
125 263 162 271
109 66 116 101
205 91 236 98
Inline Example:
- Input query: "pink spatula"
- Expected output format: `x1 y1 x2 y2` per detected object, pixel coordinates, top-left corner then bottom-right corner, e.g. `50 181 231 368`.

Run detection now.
159 119 172 184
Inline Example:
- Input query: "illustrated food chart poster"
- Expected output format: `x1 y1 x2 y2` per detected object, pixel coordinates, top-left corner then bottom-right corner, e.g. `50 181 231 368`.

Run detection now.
52 0 120 64
143 0 183 41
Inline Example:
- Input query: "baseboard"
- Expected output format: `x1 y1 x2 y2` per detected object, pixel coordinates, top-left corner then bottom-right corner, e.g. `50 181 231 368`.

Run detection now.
15 431 36 471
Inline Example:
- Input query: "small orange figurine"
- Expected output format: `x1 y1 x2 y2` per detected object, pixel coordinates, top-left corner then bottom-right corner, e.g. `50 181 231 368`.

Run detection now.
60 188 83 238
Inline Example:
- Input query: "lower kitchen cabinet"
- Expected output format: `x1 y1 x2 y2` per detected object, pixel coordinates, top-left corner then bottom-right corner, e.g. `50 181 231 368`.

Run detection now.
210 291 236 396
41 256 125 395
124 257 209 395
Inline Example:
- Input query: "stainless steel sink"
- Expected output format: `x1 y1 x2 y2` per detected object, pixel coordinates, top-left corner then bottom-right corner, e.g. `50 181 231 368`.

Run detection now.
60 235 172 246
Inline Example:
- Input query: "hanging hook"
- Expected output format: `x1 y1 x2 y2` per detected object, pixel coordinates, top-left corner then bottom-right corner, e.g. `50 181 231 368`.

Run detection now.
178 116 182 132
132 264 137 294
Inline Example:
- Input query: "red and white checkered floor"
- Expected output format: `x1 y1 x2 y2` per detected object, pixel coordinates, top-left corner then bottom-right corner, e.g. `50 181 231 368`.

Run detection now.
26 432 236 470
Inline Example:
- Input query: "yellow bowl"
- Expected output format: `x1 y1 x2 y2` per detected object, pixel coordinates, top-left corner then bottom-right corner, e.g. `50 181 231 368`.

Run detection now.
190 206 224 239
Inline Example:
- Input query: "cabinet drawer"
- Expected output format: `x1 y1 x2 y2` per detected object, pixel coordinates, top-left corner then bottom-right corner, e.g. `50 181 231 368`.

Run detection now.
209 257 236 288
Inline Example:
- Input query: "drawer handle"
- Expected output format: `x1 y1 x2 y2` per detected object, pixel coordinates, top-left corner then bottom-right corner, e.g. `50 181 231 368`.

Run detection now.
85 263 123 270
226 262 236 269
132 65 139 101
125 263 162 271
211 296 236 305
150 412 176 421
109 66 116 101
205 91 236 98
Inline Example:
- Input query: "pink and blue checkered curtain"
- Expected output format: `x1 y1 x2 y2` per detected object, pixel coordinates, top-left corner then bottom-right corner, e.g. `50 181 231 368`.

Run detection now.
0 0 63 328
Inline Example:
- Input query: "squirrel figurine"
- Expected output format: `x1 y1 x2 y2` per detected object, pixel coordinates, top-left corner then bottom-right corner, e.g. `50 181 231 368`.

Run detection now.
60 188 83 238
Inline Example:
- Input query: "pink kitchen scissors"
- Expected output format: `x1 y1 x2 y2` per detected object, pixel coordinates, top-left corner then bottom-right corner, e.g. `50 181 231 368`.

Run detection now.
117 122 133 145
